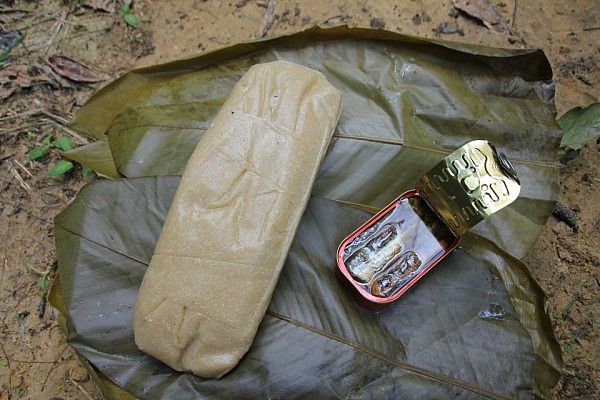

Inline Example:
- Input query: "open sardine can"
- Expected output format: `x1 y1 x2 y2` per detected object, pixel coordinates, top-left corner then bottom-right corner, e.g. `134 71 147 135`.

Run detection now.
336 140 521 307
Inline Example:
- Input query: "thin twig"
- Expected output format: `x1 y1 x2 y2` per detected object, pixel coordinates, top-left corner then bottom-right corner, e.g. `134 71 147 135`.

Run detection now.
9 358 57 363
67 374 95 400
0 109 39 121
41 344 67 391
1 221 9 285
0 342 13 397
40 108 90 144
43 11 68 55
14 15 62 34
0 109 43 121
24 27 109 53
11 167 31 191
13 160 32 178
41 117 88 145
512 0 517 28
0 125 34 136
258 0 277 38
0 108 89 144
39 109 70 125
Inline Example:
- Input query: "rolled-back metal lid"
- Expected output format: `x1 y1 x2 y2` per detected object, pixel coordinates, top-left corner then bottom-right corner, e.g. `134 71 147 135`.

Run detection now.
418 140 521 236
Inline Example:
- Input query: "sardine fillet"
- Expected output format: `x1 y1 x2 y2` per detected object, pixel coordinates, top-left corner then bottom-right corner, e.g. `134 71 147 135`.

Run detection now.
133 61 341 378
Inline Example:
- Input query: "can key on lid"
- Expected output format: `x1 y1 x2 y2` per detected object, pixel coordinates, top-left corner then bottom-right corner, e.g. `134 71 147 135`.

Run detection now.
336 140 521 306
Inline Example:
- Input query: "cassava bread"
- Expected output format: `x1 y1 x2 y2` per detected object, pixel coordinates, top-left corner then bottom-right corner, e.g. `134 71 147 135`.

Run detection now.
133 61 341 378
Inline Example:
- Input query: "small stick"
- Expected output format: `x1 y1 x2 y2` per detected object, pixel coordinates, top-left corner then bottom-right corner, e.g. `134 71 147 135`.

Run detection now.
1 222 8 284
13 159 33 178
38 109 89 145
41 345 67 391
0 124 34 135
8 358 57 363
27 27 108 52
258 0 277 38
0 108 58 121
0 108 72 124
0 342 12 398
41 117 89 145
43 11 68 55
0 109 39 121
0 108 89 144
11 167 31 191
38 109 72 125
67 374 95 400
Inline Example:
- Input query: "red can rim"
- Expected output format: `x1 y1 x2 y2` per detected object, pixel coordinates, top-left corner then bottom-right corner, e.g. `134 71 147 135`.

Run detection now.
336 189 460 305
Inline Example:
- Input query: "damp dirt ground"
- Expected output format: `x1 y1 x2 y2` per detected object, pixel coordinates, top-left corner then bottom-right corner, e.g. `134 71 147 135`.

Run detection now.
0 1 598 399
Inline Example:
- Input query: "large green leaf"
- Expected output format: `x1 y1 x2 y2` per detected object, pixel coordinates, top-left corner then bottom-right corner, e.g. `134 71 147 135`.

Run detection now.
58 26 562 398
70 27 561 260
53 177 560 399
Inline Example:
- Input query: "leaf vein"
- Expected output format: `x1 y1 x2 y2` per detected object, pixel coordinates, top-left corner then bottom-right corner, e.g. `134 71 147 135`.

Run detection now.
266 310 508 400
333 133 560 169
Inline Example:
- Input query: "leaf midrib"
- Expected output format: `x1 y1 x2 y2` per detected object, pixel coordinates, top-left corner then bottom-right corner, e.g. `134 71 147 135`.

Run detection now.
266 310 507 399
105 120 560 170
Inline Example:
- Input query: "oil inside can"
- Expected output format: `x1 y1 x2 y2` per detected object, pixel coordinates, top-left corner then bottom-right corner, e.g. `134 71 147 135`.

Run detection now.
341 196 456 298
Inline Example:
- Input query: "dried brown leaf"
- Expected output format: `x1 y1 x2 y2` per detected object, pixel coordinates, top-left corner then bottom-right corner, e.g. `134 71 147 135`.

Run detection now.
47 55 101 83
0 63 70 100
453 0 509 33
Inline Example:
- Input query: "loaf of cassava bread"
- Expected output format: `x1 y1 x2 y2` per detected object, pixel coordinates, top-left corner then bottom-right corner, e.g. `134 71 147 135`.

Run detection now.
133 61 341 378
